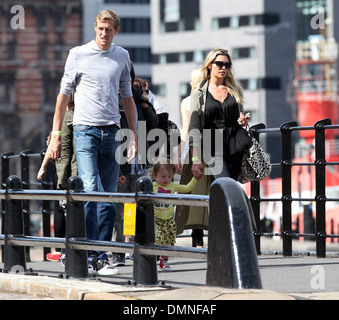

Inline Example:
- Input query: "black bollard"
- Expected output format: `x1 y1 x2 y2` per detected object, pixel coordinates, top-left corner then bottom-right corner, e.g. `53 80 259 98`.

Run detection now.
4 175 26 273
206 177 262 289
65 176 88 279
133 176 158 286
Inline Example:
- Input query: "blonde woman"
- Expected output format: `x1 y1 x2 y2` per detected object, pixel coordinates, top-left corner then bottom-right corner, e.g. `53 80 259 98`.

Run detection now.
175 49 254 238
189 48 251 180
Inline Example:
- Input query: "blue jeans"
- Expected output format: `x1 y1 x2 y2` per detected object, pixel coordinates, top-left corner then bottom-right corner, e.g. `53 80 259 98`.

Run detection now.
74 125 121 260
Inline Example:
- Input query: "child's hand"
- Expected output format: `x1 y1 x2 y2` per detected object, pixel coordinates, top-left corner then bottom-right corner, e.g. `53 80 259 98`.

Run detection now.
192 163 204 180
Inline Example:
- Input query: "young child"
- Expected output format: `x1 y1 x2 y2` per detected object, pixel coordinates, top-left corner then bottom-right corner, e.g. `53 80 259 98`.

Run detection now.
151 159 198 271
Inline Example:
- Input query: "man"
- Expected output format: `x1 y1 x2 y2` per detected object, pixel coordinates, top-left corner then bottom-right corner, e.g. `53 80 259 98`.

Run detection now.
49 10 137 276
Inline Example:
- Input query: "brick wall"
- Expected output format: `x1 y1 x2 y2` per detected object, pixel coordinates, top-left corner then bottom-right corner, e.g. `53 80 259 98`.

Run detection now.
0 0 82 154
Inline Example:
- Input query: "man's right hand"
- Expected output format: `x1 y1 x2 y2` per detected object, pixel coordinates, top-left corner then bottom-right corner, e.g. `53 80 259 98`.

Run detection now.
50 134 62 160
49 93 70 160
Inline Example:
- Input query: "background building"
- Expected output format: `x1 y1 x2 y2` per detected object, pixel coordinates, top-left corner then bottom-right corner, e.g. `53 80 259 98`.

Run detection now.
0 0 82 154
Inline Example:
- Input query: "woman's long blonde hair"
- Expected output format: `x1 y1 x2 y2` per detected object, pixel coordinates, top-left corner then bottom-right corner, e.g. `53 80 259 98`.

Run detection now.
202 48 244 104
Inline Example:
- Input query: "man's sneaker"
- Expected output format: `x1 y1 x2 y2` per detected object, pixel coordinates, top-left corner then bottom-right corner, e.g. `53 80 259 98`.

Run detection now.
125 253 133 259
96 259 119 276
159 259 172 272
59 200 67 210
88 257 97 275
112 256 126 267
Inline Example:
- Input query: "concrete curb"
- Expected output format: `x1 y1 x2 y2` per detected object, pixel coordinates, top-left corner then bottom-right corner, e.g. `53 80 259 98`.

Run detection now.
1 272 339 300
0 272 164 300
84 287 296 300
0 272 295 300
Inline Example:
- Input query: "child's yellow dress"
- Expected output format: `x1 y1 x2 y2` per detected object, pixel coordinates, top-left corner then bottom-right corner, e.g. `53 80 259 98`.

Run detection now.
153 177 197 245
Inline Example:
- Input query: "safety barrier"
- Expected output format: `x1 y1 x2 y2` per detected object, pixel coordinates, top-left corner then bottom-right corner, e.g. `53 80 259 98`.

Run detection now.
0 174 262 289
1 149 51 260
250 119 339 257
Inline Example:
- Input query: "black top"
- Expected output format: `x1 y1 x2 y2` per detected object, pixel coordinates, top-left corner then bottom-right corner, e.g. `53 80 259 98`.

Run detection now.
204 90 240 130
203 90 251 179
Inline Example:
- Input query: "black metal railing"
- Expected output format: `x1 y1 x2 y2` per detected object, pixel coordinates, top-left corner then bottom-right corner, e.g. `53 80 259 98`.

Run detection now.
1 149 52 261
0 175 261 289
250 119 339 257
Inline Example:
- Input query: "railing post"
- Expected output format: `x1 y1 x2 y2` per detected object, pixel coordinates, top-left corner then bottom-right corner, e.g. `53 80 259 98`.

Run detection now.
65 176 88 279
1 151 14 262
280 121 297 256
4 175 27 273
20 149 32 262
133 176 158 286
314 118 330 257
206 177 262 289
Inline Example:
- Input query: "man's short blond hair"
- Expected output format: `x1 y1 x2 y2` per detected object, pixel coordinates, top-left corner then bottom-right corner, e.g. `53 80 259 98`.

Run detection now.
95 9 120 29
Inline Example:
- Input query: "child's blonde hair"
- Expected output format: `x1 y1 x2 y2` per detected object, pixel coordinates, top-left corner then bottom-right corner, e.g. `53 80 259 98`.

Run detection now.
150 159 176 180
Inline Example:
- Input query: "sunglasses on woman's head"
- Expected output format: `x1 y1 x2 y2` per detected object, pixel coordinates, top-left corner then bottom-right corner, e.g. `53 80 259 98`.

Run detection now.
212 61 232 69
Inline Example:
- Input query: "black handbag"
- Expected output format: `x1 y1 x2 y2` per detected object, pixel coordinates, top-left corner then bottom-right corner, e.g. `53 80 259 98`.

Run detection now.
238 127 271 184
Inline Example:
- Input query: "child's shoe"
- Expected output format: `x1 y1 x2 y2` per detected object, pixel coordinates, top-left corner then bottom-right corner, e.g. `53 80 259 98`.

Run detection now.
159 258 172 271
46 251 61 262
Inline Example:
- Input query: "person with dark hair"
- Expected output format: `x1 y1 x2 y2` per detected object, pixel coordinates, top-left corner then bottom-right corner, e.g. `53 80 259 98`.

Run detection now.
112 61 158 266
